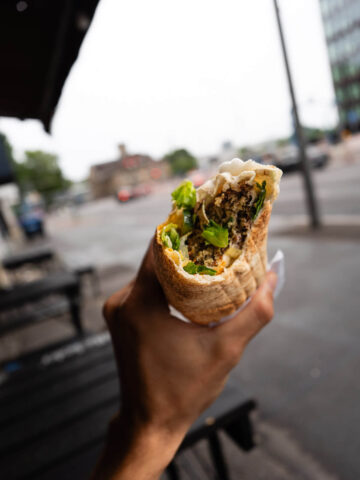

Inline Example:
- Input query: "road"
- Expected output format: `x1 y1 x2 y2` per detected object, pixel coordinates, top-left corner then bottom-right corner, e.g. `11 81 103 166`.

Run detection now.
44 162 360 480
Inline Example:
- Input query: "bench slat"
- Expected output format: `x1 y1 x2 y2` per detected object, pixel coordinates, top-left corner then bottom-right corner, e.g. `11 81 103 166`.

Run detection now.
0 377 119 454
0 272 79 310
0 299 70 336
0 335 112 401
2 248 54 270
0 403 115 479
33 444 103 480
0 358 117 426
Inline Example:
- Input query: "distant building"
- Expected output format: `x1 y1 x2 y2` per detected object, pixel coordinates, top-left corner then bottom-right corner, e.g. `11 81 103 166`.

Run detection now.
319 0 360 130
89 145 170 199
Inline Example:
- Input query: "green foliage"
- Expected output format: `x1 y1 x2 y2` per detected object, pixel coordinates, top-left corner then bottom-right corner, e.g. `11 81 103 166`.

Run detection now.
275 138 289 148
171 180 196 209
161 224 180 250
182 209 194 234
165 149 197 176
0 132 15 165
251 181 267 220
303 127 326 144
13 150 71 206
202 220 229 248
183 262 216 276
237 146 252 159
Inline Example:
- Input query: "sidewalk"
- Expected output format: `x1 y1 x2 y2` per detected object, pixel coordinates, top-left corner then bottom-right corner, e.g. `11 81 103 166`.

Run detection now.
228 223 359 480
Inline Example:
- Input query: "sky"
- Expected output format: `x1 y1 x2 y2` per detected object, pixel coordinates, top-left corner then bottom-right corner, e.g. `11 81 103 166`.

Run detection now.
0 0 337 181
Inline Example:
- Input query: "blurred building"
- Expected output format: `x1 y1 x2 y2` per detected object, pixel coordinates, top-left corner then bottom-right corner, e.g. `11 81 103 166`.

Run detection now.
319 0 360 131
89 145 170 199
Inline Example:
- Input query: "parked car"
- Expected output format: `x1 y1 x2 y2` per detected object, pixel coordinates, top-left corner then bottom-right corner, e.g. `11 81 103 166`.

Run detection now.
132 184 152 199
272 145 329 173
116 188 132 203
188 170 206 187
116 184 152 203
16 203 45 239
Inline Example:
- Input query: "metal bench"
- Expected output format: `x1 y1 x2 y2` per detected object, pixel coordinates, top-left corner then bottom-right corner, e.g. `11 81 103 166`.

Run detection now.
2 247 55 271
2 246 100 297
0 271 83 337
0 333 256 480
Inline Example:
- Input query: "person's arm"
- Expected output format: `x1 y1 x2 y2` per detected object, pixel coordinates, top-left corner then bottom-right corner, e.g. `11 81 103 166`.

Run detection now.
91 240 277 480
91 413 184 480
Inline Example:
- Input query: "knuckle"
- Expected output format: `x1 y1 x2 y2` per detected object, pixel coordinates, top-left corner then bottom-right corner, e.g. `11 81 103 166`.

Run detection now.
225 343 241 367
213 338 240 368
253 295 274 325
102 299 112 320
103 295 120 321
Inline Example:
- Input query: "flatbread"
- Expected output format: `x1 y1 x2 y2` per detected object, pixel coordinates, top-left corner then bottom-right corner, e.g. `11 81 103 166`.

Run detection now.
153 158 282 325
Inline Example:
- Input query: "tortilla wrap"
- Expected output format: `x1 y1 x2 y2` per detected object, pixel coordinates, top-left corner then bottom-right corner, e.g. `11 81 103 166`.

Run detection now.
153 158 282 325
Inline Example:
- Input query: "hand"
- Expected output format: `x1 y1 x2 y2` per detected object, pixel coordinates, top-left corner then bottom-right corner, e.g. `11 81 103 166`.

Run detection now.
92 239 277 480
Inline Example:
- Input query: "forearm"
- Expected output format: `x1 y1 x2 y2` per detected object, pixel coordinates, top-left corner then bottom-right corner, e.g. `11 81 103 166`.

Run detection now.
91 415 186 480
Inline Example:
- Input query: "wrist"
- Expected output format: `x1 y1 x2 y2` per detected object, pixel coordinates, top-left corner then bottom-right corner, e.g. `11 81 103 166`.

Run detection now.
95 414 186 480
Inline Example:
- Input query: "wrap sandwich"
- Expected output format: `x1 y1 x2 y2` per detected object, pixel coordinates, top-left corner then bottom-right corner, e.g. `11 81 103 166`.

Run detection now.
153 158 282 325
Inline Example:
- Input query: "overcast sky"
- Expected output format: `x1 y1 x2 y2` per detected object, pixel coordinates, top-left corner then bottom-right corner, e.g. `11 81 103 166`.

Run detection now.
0 0 337 181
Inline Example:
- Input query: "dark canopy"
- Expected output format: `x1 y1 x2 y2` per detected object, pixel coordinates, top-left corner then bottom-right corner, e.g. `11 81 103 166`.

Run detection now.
0 0 100 132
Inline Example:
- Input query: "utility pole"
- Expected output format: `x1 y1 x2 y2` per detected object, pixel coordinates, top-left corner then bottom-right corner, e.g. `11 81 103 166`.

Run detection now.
273 0 320 228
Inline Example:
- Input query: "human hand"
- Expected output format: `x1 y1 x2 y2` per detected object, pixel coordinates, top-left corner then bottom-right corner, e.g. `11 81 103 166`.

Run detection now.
93 239 277 479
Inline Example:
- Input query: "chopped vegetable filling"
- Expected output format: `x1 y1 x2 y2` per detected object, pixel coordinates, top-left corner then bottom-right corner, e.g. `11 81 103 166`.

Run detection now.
183 262 216 276
186 185 255 268
161 224 180 250
161 179 267 275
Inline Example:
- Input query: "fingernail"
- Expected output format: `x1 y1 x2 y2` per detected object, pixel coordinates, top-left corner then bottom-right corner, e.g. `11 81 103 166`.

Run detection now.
267 272 278 293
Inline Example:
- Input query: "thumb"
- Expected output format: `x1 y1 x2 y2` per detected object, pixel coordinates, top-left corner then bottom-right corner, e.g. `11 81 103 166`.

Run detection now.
226 272 277 344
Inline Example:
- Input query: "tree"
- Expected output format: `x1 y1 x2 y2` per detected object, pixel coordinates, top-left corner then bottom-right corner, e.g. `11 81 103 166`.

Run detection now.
237 146 253 160
164 149 198 176
303 127 325 144
275 138 290 148
0 132 15 165
14 150 71 206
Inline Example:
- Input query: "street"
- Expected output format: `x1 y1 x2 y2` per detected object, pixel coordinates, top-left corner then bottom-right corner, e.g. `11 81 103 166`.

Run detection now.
27 162 360 478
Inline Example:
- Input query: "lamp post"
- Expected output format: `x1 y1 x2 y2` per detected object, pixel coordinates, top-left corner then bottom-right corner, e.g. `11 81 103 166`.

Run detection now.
273 0 320 228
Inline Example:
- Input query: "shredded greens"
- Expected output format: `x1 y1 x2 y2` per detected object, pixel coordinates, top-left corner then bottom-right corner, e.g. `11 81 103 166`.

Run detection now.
201 220 229 248
183 262 216 276
182 209 194 234
164 177 267 276
252 181 267 220
171 180 196 209
161 224 180 250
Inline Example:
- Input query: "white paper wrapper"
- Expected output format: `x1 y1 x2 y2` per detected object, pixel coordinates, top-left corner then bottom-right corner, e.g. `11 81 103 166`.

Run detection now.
169 250 285 326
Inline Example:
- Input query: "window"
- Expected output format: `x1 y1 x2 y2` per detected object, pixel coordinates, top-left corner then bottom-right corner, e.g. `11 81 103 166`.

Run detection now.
352 84 360 100
332 66 341 82
336 88 345 102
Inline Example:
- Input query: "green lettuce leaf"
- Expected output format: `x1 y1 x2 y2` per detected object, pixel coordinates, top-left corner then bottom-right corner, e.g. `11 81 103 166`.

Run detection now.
182 209 194 234
161 224 180 250
171 180 196 209
201 220 229 248
251 180 267 220
183 262 216 276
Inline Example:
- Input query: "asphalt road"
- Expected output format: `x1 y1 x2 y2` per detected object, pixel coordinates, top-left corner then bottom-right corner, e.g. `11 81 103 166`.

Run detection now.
45 162 360 480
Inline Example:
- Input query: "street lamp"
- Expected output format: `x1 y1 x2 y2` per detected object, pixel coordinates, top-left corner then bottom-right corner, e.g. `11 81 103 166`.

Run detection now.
273 0 321 228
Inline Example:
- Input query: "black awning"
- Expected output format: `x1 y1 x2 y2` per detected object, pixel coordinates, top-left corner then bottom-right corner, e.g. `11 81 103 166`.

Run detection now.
0 0 100 132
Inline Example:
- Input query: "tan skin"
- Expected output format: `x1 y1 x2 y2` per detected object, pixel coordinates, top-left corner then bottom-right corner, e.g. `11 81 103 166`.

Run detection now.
91 240 277 480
